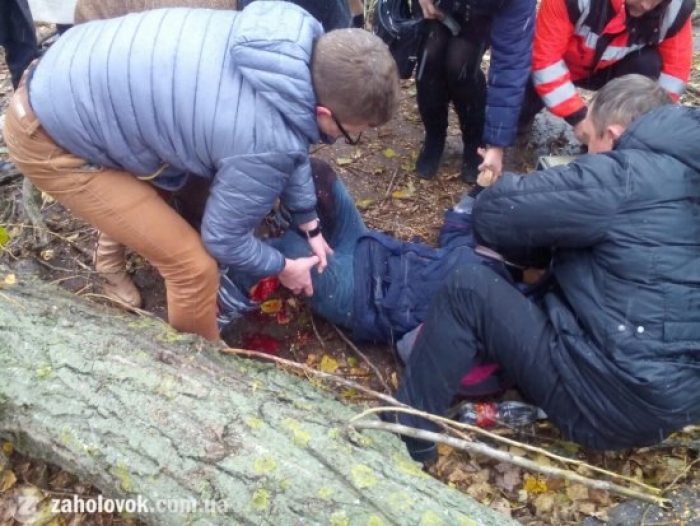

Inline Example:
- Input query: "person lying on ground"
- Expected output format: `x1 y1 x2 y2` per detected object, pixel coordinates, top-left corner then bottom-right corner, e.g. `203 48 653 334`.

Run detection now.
390 74 700 462
218 157 520 396
4 2 399 341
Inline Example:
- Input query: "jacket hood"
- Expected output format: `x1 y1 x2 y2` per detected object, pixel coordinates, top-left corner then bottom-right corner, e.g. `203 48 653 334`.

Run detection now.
230 1 323 143
616 105 700 173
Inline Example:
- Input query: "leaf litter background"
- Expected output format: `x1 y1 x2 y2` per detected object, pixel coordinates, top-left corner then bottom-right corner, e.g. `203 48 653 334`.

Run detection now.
2 18 700 526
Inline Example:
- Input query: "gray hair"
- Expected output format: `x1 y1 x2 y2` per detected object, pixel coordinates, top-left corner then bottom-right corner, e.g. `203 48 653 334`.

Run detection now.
589 74 673 137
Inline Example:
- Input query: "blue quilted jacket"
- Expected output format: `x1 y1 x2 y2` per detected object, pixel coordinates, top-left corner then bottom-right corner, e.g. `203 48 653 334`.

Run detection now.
29 2 324 276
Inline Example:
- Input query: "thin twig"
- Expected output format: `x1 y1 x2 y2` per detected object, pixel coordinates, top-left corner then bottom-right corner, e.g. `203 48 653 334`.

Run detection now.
21 178 50 248
80 292 157 319
4 222 95 257
0 291 26 311
639 456 700 526
383 167 401 200
220 347 404 406
662 456 700 494
310 314 326 349
331 323 392 394
352 419 668 506
352 406 661 493
34 258 78 273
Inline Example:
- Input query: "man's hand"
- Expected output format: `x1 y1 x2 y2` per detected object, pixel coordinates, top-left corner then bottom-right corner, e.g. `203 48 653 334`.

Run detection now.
418 0 443 19
477 146 505 184
297 219 333 273
573 119 590 145
307 234 333 273
278 256 319 296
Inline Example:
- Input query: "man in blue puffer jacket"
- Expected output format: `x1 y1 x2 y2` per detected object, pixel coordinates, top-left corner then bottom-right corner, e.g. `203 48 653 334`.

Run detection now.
4 1 399 341
392 74 700 462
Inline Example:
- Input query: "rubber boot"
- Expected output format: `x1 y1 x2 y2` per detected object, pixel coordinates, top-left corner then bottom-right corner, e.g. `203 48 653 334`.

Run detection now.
415 40 449 179
94 232 142 308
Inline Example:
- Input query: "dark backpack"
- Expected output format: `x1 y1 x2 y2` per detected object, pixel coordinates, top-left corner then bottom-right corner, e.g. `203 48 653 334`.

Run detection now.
372 0 425 79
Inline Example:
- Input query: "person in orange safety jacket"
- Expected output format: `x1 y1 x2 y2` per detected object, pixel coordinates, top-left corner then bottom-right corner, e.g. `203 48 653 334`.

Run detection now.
518 0 694 144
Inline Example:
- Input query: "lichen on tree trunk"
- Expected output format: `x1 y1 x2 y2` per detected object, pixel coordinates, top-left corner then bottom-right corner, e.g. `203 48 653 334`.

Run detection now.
0 272 518 526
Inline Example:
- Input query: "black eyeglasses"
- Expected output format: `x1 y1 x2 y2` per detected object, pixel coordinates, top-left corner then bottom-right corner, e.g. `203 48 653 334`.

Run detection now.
331 113 363 145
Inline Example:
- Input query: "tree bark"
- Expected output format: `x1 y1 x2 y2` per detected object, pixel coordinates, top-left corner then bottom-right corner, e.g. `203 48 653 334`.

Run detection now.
0 271 518 526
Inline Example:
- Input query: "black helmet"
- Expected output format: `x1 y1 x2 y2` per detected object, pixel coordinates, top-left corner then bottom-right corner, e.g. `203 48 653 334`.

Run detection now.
372 0 425 79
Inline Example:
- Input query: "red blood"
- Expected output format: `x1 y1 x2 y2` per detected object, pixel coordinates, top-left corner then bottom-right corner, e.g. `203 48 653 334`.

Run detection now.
474 402 498 428
242 334 281 356
250 277 280 303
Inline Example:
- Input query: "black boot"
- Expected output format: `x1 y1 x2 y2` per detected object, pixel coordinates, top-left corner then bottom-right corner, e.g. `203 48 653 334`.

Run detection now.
461 142 482 184
453 68 486 184
415 133 446 179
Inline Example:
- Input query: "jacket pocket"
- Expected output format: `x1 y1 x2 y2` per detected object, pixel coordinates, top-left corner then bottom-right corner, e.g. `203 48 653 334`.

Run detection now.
663 322 700 342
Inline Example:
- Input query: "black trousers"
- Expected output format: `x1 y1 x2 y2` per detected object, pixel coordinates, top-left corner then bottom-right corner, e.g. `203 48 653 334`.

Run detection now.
519 46 663 126
395 264 602 461
414 17 490 146
0 0 39 89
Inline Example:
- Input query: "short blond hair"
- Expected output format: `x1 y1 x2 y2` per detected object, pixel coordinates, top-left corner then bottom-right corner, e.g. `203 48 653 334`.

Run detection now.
312 29 399 126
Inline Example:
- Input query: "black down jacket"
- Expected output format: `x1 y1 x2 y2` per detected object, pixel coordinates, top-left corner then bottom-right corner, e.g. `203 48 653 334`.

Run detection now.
473 104 700 448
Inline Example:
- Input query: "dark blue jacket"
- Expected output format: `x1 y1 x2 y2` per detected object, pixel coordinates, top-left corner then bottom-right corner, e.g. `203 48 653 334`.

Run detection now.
470 0 536 146
352 206 509 342
473 105 700 447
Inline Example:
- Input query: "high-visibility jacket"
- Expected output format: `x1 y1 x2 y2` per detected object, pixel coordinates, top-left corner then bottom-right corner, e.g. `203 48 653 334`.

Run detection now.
532 0 694 124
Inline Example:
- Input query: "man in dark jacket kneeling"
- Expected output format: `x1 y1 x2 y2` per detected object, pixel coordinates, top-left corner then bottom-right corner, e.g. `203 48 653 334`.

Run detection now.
394 74 700 462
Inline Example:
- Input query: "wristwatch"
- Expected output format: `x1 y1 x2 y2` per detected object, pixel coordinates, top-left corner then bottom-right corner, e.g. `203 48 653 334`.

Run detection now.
298 222 322 239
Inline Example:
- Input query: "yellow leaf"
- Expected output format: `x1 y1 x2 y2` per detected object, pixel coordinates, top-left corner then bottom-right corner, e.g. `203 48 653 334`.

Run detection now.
523 474 548 494
3 274 16 286
40 249 54 261
336 158 354 166
0 470 17 492
260 299 282 314
383 148 397 159
391 189 414 199
356 199 375 210
319 355 338 373
0 225 10 247
2 442 13 456
347 356 359 368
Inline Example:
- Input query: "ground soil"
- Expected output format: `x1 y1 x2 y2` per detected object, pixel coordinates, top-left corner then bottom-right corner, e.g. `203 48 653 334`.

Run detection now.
2 22 700 526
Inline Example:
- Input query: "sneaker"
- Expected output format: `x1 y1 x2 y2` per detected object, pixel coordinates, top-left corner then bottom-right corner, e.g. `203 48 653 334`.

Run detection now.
415 134 446 179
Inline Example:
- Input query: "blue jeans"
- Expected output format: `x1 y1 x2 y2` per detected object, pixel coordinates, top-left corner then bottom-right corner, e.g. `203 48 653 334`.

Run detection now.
223 177 366 329
269 178 367 328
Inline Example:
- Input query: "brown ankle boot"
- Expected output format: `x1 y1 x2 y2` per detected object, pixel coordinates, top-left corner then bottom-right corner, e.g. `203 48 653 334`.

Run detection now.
94 232 142 309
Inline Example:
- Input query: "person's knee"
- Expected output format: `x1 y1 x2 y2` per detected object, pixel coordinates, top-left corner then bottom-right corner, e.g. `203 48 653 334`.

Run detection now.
184 252 219 295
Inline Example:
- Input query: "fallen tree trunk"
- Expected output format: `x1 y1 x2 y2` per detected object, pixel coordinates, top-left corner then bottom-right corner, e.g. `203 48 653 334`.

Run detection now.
0 270 517 526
